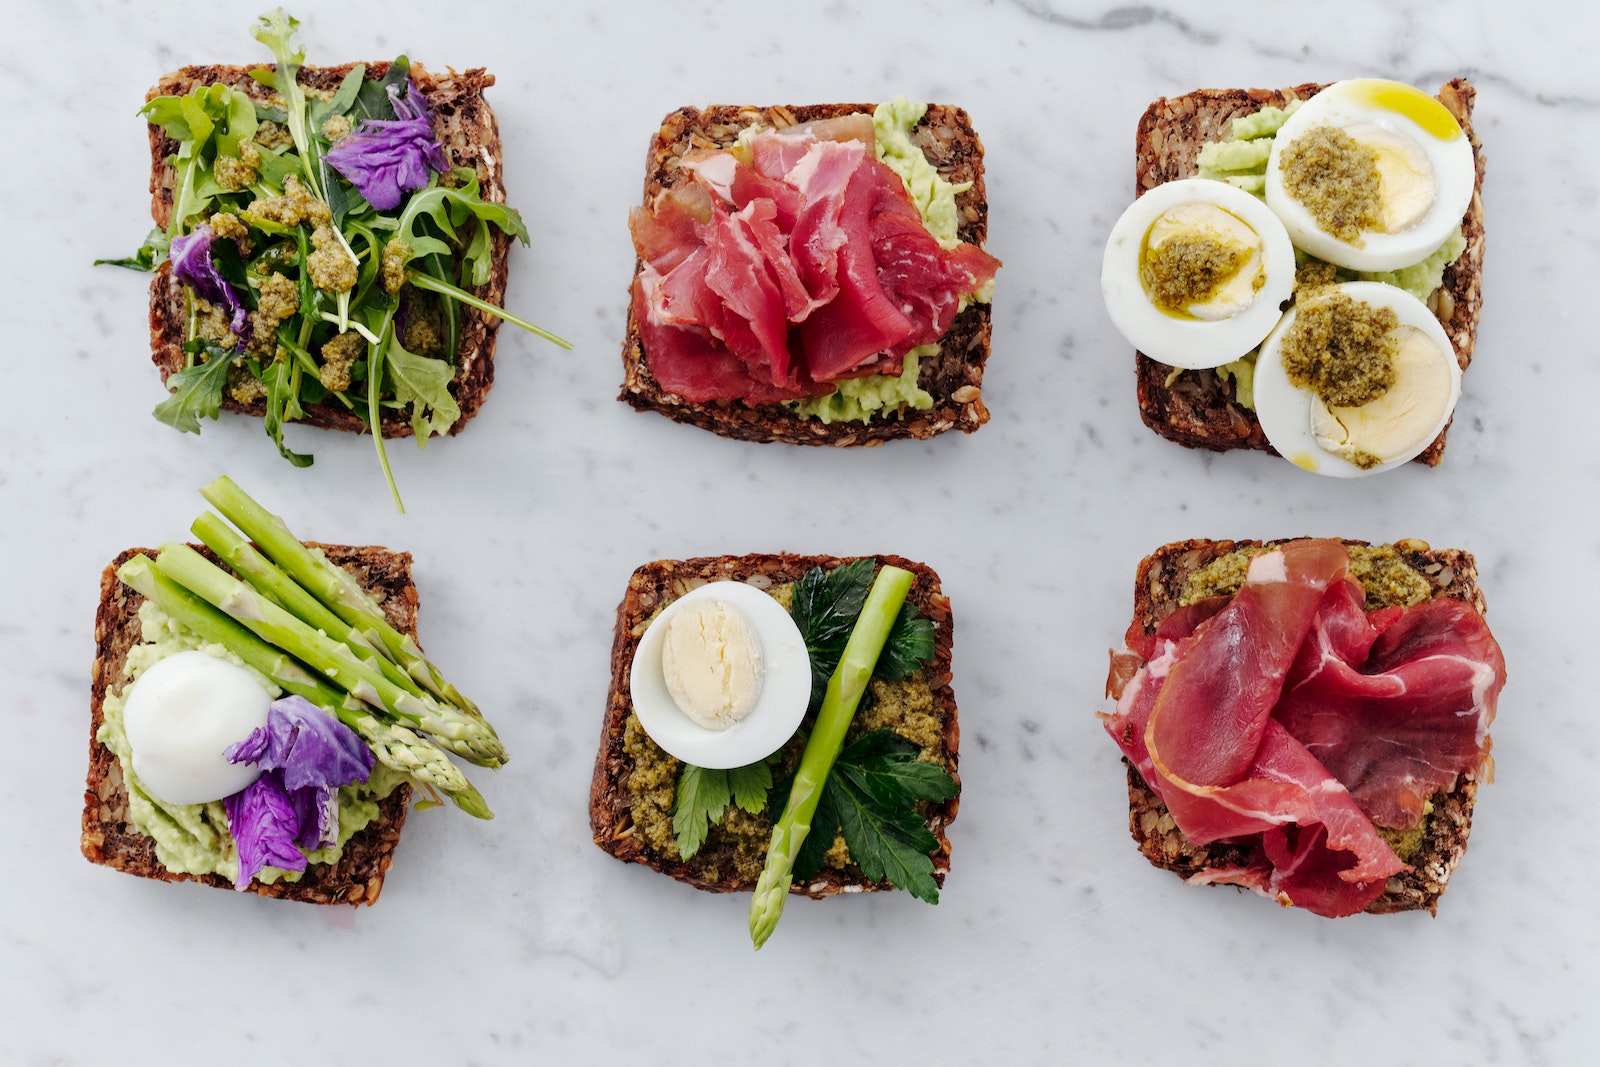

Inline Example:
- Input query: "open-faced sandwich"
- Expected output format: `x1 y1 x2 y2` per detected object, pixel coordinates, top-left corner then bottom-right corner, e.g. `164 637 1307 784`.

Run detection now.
100 9 567 508
1101 79 1485 476
621 99 1000 444
83 477 502 904
590 554 960 947
1102 538 1506 916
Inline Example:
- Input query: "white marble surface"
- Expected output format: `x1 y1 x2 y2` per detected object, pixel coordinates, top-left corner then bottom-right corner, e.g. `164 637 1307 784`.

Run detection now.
2 0 1596 1062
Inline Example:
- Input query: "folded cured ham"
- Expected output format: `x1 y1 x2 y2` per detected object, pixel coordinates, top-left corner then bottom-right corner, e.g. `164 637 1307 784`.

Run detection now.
630 123 999 404
1104 538 1505 918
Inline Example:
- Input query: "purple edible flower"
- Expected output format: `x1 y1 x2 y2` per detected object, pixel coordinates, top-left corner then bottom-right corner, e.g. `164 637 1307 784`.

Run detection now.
324 81 448 210
224 771 308 888
169 224 249 344
222 696 375 887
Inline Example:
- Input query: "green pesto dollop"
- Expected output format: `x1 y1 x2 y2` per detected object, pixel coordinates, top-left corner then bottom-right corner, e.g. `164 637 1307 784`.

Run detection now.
1179 543 1431 609
96 600 399 883
873 96 971 250
1140 229 1254 314
788 346 936 424
1279 125 1384 244
624 581 943 882
1281 291 1399 407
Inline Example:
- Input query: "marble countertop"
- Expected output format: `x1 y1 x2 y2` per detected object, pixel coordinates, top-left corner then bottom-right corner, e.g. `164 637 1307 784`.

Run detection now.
3 1 1595 1062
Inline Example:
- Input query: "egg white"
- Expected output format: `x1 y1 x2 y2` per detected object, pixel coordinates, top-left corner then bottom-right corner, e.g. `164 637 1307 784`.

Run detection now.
1254 281 1461 477
630 580 810 769
1102 178 1296 370
1265 80 1475 272
122 650 272 805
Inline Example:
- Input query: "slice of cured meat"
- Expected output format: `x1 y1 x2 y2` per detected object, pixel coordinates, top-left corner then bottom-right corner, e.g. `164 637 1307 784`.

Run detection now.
1101 538 1513 918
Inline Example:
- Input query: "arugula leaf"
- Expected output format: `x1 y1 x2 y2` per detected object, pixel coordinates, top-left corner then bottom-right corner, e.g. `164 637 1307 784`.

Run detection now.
671 759 774 860
316 64 367 124
793 730 957 902
152 348 235 433
262 358 313 467
95 228 168 271
671 765 728 861
352 55 411 123
383 335 460 441
142 84 254 237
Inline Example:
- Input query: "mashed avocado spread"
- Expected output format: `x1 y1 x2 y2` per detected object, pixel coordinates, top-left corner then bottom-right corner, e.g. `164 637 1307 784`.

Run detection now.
97 600 400 883
624 581 944 884
787 345 937 424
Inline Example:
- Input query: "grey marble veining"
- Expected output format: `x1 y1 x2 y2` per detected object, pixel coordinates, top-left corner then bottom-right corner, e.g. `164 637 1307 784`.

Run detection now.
2 0 1596 1062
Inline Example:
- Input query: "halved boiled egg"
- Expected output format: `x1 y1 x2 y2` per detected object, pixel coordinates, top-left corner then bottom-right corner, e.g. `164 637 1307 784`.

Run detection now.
630 580 810 769
1102 177 1295 369
1265 80 1474 272
122 650 271 805
1254 281 1460 477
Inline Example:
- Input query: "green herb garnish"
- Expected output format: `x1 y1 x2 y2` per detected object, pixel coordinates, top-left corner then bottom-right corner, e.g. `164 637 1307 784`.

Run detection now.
671 761 775 860
789 559 937 710
101 10 570 511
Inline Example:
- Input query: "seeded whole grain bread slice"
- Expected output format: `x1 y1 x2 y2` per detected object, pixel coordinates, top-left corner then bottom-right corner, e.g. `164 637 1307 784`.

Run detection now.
589 554 960 898
1118 538 1487 915
145 62 510 437
1131 79 1485 465
83 544 416 905
619 104 994 446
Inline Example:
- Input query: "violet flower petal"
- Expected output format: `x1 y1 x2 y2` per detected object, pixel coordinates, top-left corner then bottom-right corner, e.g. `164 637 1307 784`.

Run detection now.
169 225 249 342
225 696 374 858
324 81 448 210
224 770 307 889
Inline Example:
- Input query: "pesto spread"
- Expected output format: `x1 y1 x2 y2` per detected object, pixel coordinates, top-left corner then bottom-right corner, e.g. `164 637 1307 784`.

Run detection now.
1279 125 1384 244
1140 229 1254 314
97 600 400 883
1280 292 1399 407
624 581 944 883
1179 543 1433 610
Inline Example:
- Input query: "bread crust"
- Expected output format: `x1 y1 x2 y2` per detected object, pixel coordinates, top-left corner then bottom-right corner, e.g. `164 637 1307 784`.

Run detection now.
1119 538 1487 915
144 62 510 438
619 104 994 445
83 544 418 905
589 554 960 898
1131 80 1486 465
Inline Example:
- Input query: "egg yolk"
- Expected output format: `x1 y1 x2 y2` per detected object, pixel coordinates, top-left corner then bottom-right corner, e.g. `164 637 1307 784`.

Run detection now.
1346 123 1437 233
1310 325 1452 468
661 598 764 730
1138 203 1265 320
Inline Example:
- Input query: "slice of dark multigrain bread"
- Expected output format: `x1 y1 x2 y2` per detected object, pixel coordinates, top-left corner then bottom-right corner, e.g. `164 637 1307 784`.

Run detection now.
589 554 960 898
1132 79 1486 465
619 104 994 446
1121 538 1486 915
146 62 509 438
84 544 415 905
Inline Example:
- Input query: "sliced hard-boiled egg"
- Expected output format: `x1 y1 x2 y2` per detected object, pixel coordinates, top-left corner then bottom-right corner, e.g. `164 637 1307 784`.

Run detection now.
1254 281 1460 477
1102 177 1295 369
121 650 272 805
630 580 810 769
1265 80 1474 272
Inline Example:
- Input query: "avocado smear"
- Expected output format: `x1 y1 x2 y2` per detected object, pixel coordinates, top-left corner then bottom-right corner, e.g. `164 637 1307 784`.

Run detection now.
788 346 936 424
97 601 400 884
624 581 944 883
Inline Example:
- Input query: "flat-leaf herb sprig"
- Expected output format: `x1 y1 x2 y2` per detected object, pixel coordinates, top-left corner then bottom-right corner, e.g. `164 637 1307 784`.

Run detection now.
99 9 570 510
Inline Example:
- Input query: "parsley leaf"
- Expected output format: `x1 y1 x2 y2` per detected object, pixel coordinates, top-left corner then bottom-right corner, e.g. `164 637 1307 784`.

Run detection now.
788 561 938 710
153 347 236 433
799 730 958 902
671 760 775 860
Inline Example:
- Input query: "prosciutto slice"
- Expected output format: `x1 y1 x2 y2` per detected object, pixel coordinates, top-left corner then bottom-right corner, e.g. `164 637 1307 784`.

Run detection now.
628 124 1001 403
1103 540 1506 918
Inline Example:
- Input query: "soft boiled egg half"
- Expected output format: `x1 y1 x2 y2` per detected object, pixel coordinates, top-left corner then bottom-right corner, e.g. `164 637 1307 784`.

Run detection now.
1102 177 1296 369
1254 281 1461 477
1265 80 1475 272
121 650 271 805
630 580 810 769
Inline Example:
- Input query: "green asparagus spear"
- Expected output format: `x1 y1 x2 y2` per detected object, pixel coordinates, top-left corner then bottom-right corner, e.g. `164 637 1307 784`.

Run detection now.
152 542 506 766
191 510 428 701
198 475 484 717
748 563 916 950
117 555 490 817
